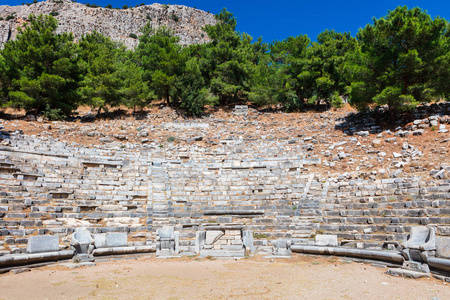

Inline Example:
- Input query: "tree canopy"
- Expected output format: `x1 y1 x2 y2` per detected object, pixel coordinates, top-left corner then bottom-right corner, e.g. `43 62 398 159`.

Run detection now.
0 6 449 119
346 6 449 115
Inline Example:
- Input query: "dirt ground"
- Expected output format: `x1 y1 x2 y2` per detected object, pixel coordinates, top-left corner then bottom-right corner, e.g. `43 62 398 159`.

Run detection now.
1 104 449 180
0 255 448 300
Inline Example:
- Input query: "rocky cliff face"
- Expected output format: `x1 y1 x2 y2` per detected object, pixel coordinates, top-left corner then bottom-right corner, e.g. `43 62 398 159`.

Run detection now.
0 0 217 48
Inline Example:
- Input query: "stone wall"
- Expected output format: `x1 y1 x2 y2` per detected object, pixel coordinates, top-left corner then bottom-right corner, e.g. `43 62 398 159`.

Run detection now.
0 132 449 255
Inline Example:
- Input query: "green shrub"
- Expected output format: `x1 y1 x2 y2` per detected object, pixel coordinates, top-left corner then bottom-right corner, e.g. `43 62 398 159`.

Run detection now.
6 15 15 21
50 11 59 17
171 13 179 22
330 91 344 108
122 5 128 9
105 4 112 8
253 233 268 239
129 33 138 39
43 105 66 121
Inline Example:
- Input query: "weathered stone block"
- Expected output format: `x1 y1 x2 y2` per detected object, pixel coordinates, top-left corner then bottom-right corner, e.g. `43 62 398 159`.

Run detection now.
26 235 59 253
315 234 338 247
205 231 224 245
436 236 450 258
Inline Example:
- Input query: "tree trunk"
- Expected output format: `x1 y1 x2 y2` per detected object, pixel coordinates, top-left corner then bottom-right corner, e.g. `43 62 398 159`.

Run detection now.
166 86 170 107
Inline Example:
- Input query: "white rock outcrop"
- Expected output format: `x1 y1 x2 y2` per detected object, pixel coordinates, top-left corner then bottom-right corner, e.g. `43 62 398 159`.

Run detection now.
0 0 217 48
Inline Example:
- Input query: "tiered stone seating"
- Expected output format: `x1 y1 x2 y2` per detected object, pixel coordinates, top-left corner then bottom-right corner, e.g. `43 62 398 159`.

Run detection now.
0 134 449 255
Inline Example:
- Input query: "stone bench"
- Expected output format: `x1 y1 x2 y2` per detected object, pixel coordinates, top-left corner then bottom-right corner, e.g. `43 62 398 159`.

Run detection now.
291 245 404 264
0 235 74 268
91 232 155 256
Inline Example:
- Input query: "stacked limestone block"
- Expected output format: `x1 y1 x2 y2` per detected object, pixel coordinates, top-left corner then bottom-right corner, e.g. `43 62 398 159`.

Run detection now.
0 132 449 255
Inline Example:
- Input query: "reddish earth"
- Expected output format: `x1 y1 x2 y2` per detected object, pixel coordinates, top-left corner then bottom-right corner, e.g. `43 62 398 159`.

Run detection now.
1 104 449 181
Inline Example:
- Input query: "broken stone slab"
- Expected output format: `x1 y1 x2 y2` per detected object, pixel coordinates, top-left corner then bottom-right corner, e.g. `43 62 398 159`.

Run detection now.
232 105 249 116
198 249 245 259
195 231 206 254
272 239 292 256
391 169 402 178
157 227 175 240
315 235 338 247
355 131 369 137
60 262 96 269
205 230 224 245
82 159 123 167
242 230 254 253
387 268 430 279
438 124 449 133
26 235 59 253
432 169 447 179
93 233 128 248
161 122 210 129
435 236 450 259
402 261 430 273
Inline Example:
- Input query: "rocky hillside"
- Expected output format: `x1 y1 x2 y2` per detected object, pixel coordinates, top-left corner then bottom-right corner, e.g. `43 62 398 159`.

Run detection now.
0 0 217 48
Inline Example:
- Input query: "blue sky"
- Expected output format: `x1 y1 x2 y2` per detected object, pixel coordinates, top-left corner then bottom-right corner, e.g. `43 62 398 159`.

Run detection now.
2 0 450 42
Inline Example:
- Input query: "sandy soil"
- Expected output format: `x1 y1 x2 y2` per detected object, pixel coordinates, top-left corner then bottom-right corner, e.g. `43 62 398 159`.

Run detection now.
0 255 448 300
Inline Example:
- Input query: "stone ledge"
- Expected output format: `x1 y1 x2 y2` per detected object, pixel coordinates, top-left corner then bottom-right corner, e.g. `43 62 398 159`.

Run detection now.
0 250 74 268
291 245 404 264
427 257 450 273
92 245 156 256
387 268 431 278
203 210 264 216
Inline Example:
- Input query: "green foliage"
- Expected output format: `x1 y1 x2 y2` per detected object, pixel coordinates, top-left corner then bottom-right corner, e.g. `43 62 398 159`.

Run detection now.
105 4 112 9
346 6 448 116
43 104 65 120
50 11 59 16
170 13 179 22
6 15 15 21
201 9 259 106
118 56 155 111
0 6 449 119
1 14 80 115
173 56 218 116
136 24 182 105
77 32 125 114
122 5 128 9
330 91 344 108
